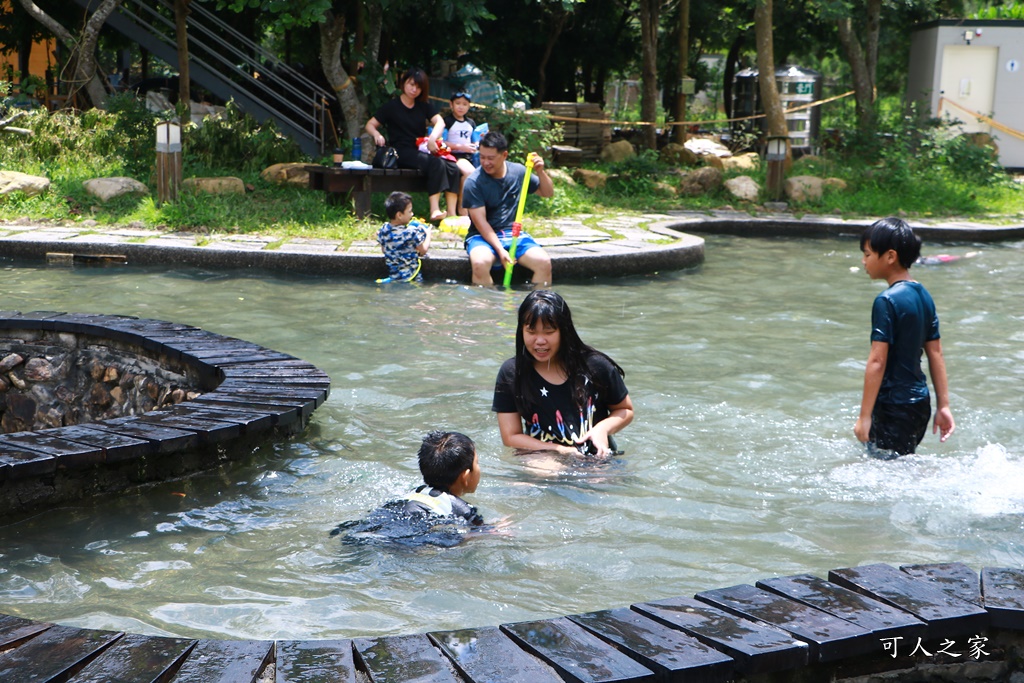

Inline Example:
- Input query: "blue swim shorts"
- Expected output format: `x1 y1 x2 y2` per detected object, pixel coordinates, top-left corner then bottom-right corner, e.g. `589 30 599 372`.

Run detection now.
465 230 541 268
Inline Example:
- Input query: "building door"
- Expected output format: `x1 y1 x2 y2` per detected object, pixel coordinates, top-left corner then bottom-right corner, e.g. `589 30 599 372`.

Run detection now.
939 45 998 133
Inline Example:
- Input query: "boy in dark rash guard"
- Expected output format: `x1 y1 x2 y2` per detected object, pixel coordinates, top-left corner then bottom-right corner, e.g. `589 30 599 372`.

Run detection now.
854 217 955 458
332 431 484 547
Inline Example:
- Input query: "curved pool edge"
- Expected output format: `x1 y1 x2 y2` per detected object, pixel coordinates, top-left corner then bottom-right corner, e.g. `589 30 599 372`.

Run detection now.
660 210 1024 242
0 562 1020 682
0 312 330 516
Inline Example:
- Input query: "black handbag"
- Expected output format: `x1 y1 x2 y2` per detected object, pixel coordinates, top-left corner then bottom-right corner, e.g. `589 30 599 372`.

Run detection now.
372 146 399 169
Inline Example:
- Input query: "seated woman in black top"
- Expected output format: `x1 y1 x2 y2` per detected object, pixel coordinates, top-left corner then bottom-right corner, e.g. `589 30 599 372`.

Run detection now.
493 290 634 457
365 67 462 222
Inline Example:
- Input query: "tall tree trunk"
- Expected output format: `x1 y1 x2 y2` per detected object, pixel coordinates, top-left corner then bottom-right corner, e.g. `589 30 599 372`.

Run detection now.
639 0 659 150
536 10 568 106
174 0 191 106
17 0 120 109
673 0 690 142
754 0 786 138
836 0 880 132
723 33 743 120
319 10 369 154
836 18 872 130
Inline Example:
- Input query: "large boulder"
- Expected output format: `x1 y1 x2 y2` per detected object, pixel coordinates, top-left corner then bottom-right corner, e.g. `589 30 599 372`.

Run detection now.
600 139 635 164
678 166 723 196
183 176 246 195
83 177 149 202
261 163 310 186
724 175 761 202
823 177 848 192
784 175 824 203
660 142 699 167
572 168 608 190
0 171 50 198
722 152 760 172
546 168 576 187
684 137 732 158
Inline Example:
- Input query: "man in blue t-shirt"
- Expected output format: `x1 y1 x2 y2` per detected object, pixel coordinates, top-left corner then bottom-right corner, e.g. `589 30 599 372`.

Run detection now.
462 131 554 286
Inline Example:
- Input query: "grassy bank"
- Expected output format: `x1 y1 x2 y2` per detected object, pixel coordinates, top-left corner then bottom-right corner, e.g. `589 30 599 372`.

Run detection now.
1 97 1021 240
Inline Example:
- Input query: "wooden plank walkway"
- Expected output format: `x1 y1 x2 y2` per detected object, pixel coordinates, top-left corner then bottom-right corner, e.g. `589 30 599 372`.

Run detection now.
0 562 1020 682
0 312 330 515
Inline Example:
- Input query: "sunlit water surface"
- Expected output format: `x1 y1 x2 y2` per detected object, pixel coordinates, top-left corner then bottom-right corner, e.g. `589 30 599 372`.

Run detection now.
0 235 1021 640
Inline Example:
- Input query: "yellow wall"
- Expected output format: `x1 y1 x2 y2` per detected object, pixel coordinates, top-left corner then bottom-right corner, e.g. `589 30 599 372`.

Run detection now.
0 0 57 80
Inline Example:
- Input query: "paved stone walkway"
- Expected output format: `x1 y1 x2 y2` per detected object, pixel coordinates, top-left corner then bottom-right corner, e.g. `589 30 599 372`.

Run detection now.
1 211 1022 281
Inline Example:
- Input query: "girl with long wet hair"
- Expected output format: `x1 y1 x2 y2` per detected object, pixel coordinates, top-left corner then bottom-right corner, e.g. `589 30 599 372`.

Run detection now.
492 290 633 456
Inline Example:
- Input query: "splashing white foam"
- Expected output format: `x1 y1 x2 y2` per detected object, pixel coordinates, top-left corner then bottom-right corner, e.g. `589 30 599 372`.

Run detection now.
827 443 1024 518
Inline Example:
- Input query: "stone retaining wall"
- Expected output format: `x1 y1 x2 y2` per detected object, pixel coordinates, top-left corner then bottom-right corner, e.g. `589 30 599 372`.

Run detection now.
0 312 330 517
0 329 202 432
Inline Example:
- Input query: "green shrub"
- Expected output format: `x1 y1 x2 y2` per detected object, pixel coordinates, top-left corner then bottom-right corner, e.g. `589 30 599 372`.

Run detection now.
473 107 563 159
184 100 304 173
604 149 666 196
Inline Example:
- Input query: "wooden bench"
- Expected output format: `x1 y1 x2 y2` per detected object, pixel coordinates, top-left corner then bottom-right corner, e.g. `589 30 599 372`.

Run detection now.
305 166 462 219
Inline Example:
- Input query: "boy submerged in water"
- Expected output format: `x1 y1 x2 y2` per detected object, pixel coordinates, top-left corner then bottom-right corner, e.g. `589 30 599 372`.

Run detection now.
332 430 484 546
855 217 955 458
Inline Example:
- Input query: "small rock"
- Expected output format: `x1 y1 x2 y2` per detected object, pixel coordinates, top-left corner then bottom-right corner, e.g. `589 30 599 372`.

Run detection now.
724 175 761 202
24 358 53 382
0 170 51 197
678 166 723 196
260 163 310 186
0 353 24 373
722 152 760 172
784 175 824 203
572 169 608 190
183 176 246 195
83 177 150 202
660 143 699 167
8 372 27 390
600 139 635 163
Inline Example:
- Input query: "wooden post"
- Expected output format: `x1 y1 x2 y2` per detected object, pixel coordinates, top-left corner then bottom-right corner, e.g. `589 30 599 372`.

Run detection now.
155 121 182 206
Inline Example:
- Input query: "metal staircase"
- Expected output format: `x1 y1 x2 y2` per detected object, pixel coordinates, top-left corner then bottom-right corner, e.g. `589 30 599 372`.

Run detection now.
75 0 335 157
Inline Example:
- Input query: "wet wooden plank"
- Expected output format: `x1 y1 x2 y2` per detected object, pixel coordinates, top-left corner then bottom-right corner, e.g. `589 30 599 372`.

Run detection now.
188 396 302 426
71 633 195 683
0 432 104 470
215 381 328 405
981 567 1024 629
430 626 565 683
136 412 242 444
274 639 357 683
0 441 56 478
829 563 989 639
501 617 657 683
81 420 200 454
37 425 153 463
695 583 873 662
354 634 461 683
202 390 316 420
0 623 121 682
569 608 735 682
901 562 983 606
0 612 51 648
757 573 926 641
170 639 273 683
633 595 809 675
163 405 277 434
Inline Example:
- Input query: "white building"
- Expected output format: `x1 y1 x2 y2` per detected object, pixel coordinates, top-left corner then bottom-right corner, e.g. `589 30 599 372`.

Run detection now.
907 19 1024 169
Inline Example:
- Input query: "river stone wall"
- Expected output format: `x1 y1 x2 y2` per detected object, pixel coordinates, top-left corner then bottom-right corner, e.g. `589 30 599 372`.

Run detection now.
0 329 201 432
0 312 330 517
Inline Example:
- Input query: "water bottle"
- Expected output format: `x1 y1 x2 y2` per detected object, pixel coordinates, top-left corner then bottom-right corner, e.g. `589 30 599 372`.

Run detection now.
352 137 362 162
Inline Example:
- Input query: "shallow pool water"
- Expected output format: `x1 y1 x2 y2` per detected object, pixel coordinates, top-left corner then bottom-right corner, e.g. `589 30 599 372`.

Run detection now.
0 234 1021 640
